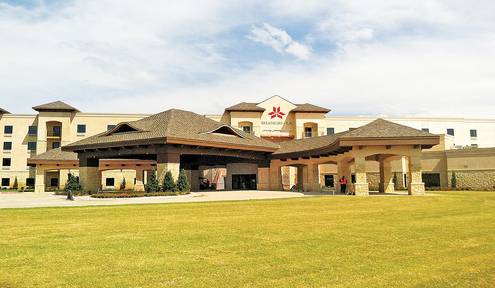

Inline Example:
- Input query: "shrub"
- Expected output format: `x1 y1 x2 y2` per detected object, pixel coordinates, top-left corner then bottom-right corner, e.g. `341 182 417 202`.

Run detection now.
145 171 160 192
451 172 457 189
120 178 126 191
65 173 82 193
13 177 18 190
176 169 190 193
162 171 177 192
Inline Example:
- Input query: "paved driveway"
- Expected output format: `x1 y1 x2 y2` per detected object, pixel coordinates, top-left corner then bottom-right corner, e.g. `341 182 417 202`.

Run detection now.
0 191 309 209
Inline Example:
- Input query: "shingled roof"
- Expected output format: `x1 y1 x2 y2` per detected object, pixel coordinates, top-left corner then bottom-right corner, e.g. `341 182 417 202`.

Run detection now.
63 109 279 152
33 101 79 112
225 102 330 113
27 148 78 163
225 102 265 112
0 108 10 114
273 119 439 158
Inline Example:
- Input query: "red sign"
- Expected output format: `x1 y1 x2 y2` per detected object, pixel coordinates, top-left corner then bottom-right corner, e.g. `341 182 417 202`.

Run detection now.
268 106 285 119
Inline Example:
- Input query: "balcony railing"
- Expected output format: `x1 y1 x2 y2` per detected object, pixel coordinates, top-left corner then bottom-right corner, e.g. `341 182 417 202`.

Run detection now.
46 132 62 137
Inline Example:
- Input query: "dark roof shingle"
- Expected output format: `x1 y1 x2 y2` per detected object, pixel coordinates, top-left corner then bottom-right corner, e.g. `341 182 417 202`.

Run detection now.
64 109 279 152
28 148 78 162
33 101 79 112
0 108 10 114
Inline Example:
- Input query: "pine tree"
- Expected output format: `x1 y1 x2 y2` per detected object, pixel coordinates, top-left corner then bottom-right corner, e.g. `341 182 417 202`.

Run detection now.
145 171 160 192
65 173 81 193
162 171 177 192
120 178 126 190
176 169 190 193
13 177 18 190
451 172 457 189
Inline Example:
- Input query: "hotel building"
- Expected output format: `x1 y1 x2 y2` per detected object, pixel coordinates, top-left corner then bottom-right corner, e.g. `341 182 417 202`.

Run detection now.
1 96 494 193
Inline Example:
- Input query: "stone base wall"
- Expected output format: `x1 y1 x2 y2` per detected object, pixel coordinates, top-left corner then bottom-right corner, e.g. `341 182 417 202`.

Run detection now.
366 172 380 191
447 170 495 190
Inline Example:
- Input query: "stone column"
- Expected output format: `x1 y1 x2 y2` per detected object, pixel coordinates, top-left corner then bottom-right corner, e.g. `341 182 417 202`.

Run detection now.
189 169 200 192
58 169 69 190
337 159 351 194
269 162 283 191
296 165 304 191
134 169 145 192
257 166 270 191
379 158 395 193
353 155 369 196
79 157 99 193
408 151 425 195
34 165 45 193
156 153 180 184
303 163 321 192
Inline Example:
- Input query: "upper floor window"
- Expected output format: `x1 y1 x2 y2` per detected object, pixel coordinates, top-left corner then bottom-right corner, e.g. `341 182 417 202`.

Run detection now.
107 125 116 131
327 128 335 135
2 158 11 167
304 127 313 138
421 128 430 133
446 128 455 136
28 126 37 135
3 142 12 151
51 126 61 137
242 126 252 134
4 125 13 134
77 124 86 134
470 129 477 138
52 142 61 149
28 142 37 151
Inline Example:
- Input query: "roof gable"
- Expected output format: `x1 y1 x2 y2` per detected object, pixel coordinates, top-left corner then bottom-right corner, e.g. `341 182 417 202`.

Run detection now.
0 108 10 114
33 101 79 112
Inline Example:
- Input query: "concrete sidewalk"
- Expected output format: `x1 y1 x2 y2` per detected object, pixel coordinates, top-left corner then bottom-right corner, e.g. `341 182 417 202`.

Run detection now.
0 191 309 209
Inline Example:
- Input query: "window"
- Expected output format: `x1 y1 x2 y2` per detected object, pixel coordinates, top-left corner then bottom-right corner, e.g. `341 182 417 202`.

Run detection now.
327 128 335 135
421 128 430 133
52 142 61 149
77 124 86 134
28 126 37 135
26 178 35 187
2 158 11 167
4 125 13 134
471 144 478 148
304 127 313 138
242 126 252 134
1 178 10 187
106 178 115 187
447 128 455 136
52 126 61 137
28 142 37 151
470 129 477 138
3 142 12 151
50 178 59 187
107 125 116 131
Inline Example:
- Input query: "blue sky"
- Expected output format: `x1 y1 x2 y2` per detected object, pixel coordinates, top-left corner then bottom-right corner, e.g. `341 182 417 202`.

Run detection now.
0 0 494 117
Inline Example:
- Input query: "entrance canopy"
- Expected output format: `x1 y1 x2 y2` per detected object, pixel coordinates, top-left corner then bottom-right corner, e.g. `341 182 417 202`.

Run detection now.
271 119 439 160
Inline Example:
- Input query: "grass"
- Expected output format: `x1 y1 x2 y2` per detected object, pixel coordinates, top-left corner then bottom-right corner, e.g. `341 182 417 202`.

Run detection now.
0 191 494 288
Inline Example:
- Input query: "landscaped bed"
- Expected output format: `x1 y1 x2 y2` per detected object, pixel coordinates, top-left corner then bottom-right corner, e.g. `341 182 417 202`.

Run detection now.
90 191 190 198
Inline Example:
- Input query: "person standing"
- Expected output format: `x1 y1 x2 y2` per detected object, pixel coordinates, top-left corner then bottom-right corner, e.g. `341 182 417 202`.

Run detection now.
339 176 348 194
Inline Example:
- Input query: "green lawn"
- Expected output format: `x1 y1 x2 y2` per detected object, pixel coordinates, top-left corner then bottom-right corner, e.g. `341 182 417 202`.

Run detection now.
1 192 494 288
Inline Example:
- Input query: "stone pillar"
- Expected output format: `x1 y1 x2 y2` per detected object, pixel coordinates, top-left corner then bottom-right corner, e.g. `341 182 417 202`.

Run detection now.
257 167 270 191
58 169 69 190
303 163 321 192
156 153 180 184
353 155 369 196
269 162 283 191
134 169 145 192
34 165 45 193
79 157 99 193
296 166 304 191
191 170 200 192
408 151 425 195
379 158 395 193
337 159 351 194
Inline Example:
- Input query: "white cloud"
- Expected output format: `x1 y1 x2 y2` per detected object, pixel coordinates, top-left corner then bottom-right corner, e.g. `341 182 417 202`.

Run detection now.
0 0 494 118
248 23 312 59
